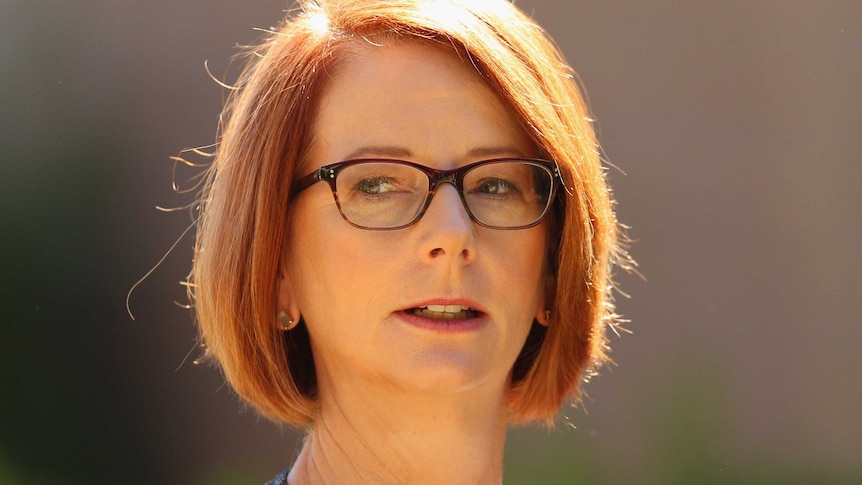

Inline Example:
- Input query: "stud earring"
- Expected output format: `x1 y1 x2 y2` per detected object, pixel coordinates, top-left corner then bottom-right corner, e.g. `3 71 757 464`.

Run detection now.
544 309 552 322
278 311 297 331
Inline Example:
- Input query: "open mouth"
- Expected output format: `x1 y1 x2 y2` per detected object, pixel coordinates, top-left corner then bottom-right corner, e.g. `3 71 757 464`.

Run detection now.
406 304 480 320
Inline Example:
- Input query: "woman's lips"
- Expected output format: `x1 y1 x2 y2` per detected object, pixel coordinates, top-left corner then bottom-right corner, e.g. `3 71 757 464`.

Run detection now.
406 304 479 320
397 303 487 333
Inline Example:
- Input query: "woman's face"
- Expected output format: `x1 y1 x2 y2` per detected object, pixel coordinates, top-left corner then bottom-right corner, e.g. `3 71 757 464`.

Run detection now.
282 41 549 398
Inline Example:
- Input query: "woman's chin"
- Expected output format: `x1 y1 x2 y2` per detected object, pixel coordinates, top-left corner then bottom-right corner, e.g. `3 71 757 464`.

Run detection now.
374 345 510 398
356 313 518 396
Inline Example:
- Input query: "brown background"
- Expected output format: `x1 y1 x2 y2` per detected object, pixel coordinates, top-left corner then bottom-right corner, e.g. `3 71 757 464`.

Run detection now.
1 0 860 483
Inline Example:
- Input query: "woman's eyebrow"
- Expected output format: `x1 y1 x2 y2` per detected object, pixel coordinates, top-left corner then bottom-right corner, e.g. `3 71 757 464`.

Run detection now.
344 145 528 160
344 146 414 159
465 146 529 159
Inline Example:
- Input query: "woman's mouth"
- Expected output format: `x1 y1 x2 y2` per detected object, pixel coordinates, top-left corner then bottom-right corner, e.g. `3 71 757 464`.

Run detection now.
406 305 480 320
399 303 486 333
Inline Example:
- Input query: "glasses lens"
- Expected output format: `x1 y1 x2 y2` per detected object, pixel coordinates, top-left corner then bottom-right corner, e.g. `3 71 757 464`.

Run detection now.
335 162 428 228
463 161 553 228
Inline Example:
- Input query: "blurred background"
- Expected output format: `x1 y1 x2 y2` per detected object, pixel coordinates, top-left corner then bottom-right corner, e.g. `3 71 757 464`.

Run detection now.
1 0 859 483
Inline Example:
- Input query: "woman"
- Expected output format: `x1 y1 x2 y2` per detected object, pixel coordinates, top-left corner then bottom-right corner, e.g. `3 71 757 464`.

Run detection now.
189 0 628 483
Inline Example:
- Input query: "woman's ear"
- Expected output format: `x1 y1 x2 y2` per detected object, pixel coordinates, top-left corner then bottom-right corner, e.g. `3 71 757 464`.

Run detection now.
277 264 301 327
535 306 551 327
534 273 556 326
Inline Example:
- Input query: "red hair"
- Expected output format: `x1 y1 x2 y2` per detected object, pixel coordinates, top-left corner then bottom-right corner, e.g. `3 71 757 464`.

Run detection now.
190 0 628 427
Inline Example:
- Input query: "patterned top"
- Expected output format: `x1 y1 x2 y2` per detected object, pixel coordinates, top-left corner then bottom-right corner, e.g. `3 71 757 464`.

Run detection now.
264 469 289 485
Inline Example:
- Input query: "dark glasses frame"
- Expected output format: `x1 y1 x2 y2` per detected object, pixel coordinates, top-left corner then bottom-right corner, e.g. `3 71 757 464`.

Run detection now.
292 157 560 230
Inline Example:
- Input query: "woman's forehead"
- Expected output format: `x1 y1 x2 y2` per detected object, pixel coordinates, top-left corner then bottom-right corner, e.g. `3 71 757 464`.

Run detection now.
306 40 532 168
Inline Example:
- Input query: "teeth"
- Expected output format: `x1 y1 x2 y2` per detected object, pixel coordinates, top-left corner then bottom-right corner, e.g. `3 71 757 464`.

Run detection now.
425 304 472 313
409 305 478 320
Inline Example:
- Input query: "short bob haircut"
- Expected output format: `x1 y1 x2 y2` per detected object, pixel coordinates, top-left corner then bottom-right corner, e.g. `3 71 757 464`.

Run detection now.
190 0 627 427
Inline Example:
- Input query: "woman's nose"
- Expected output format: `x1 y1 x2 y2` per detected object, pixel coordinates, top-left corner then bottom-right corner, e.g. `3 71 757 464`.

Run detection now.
415 184 477 264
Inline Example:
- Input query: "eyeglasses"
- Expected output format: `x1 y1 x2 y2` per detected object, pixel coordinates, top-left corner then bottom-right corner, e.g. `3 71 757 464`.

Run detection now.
293 157 559 230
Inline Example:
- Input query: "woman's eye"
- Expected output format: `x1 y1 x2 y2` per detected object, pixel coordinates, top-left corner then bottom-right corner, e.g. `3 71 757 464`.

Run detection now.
354 177 396 194
476 178 519 195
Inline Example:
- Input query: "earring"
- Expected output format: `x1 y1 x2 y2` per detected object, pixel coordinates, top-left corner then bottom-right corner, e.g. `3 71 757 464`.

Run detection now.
544 309 552 322
278 311 297 331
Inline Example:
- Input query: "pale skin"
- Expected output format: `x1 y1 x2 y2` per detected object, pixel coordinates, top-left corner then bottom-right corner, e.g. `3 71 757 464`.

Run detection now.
280 40 551 485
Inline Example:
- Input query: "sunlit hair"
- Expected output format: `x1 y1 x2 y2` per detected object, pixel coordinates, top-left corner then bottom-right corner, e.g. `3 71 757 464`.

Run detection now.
190 0 630 427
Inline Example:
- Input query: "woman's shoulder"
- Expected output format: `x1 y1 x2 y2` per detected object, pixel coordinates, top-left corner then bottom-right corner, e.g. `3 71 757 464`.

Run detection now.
264 469 290 485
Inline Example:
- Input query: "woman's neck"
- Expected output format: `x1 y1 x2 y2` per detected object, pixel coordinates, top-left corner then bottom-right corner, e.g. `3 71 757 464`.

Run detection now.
288 379 510 485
